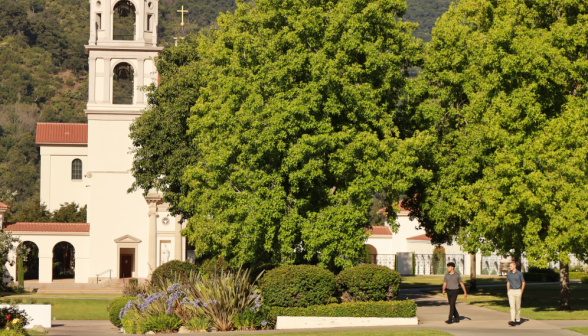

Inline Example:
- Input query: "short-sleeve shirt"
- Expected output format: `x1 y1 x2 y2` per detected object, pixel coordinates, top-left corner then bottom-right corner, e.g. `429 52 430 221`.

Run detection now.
443 272 463 290
507 270 525 289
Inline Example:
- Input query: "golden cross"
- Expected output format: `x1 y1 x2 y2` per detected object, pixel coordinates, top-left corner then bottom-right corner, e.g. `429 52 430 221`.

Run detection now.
177 6 189 27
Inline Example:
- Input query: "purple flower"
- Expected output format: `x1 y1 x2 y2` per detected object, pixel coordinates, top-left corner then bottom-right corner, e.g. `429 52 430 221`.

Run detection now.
261 320 267 327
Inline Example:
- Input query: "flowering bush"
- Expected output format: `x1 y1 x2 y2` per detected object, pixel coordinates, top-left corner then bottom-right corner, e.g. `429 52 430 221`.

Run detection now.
118 268 264 333
0 307 29 335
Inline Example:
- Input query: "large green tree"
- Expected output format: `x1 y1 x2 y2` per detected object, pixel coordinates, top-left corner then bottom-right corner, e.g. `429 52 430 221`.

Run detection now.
130 0 428 269
404 0 588 309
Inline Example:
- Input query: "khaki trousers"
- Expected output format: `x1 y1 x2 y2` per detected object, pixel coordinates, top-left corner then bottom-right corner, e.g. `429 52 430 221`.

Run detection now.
508 289 522 322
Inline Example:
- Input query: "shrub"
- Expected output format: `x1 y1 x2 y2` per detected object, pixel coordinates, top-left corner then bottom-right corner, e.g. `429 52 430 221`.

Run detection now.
121 309 141 334
0 306 29 330
151 260 199 282
270 300 417 320
433 247 446 275
198 257 230 276
524 267 559 282
122 281 149 297
482 268 489 275
138 313 182 333
336 264 401 302
185 316 211 332
233 306 271 331
570 272 584 280
259 265 335 308
108 296 136 327
581 275 588 284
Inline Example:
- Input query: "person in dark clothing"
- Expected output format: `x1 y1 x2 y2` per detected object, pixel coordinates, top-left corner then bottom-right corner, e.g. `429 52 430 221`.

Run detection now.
442 262 468 324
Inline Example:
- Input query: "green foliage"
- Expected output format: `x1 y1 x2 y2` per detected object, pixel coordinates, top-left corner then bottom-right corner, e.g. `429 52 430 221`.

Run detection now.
336 264 401 302
130 0 425 270
108 296 136 327
481 268 489 275
404 0 588 311
259 265 336 308
433 247 445 275
151 260 199 282
198 257 230 276
233 307 270 331
16 257 23 287
185 316 211 332
121 309 141 335
570 272 584 280
138 313 182 333
581 276 588 284
269 300 417 319
524 273 559 283
122 281 148 297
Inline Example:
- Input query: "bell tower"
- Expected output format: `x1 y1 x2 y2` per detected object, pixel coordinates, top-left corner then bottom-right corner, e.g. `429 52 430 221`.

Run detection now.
83 0 164 282
85 0 162 112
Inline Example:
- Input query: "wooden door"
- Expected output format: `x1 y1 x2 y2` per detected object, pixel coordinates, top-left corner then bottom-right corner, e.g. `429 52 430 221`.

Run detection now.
120 255 133 278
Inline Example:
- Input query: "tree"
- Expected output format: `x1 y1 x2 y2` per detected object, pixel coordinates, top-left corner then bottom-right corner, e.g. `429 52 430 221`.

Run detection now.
130 0 427 270
405 0 588 310
0 230 28 283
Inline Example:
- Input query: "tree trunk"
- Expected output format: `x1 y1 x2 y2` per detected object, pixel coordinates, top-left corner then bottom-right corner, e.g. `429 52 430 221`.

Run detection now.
469 253 477 292
560 261 571 311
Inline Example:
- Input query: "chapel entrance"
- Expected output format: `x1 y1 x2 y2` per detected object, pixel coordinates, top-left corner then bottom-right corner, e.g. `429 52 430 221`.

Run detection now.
119 248 135 279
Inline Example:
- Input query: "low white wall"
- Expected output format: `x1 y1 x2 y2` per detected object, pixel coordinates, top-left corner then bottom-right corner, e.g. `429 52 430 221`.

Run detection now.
0 304 52 329
276 316 418 329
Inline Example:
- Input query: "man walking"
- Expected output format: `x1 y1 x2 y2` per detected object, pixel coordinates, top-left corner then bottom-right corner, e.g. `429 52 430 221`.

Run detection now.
507 261 525 326
442 262 467 324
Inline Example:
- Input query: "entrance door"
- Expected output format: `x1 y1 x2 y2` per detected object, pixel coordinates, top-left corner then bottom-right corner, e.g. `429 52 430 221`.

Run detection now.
120 255 133 278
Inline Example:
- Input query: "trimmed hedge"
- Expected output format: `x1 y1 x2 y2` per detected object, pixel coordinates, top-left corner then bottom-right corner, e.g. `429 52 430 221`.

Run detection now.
336 264 401 302
523 272 558 282
570 272 584 280
108 296 136 327
270 300 417 318
151 260 199 282
259 265 336 307
581 276 588 284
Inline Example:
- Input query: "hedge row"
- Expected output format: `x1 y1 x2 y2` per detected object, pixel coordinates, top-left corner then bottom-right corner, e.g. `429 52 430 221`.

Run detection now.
523 272 558 282
569 272 584 280
270 300 417 318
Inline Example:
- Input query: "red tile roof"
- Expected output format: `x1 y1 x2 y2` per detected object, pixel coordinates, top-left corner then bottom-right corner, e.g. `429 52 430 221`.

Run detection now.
0 201 10 209
367 226 392 235
3 222 90 233
36 123 88 145
406 234 431 241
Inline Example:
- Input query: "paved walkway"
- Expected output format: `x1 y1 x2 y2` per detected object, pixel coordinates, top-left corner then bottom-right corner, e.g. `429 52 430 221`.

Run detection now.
46 291 588 335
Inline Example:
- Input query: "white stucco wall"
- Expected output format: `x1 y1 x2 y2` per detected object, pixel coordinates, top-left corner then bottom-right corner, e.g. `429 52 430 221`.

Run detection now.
39 146 88 212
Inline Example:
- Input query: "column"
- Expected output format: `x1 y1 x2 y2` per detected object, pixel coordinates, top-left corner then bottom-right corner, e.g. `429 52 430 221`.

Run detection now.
39 258 52 283
88 57 96 103
136 58 145 104
174 215 182 262
103 57 111 103
148 205 157 275
136 4 144 42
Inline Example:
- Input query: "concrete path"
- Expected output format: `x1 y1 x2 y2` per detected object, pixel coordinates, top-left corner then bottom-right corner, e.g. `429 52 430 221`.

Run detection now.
46 291 588 335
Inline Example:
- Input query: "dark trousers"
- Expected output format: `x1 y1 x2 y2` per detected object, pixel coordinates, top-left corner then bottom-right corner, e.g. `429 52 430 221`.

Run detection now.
446 289 460 320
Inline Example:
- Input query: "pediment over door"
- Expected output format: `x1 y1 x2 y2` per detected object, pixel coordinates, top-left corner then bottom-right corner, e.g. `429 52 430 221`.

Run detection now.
114 235 142 243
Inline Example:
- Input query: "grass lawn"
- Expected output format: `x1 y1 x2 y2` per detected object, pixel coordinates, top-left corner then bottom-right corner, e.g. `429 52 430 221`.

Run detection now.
400 276 505 289
27 331 47 335
3 293 121 300
250 330 451 336
47 298 110 320
435 284 588 320
569 327 588 335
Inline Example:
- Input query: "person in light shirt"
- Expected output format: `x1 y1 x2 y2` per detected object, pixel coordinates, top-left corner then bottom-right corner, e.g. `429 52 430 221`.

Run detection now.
506 261 526 326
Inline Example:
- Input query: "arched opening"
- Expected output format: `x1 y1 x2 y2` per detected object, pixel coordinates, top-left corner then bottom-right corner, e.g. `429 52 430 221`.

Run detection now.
366 244 377 264
113 62 134 104
18 242 39 281
71 159 82 180
113 0 136 40
52 242 75 280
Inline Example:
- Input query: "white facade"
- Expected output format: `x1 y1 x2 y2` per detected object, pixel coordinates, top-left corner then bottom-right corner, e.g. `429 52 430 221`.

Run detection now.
3 0 187 284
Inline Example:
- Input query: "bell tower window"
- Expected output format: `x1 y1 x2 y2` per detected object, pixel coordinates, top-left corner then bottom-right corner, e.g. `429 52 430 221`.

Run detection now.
113 63 134 104
113 0 136 40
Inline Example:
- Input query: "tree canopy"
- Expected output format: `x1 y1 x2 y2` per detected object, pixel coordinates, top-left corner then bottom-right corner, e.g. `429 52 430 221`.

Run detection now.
404 0 588 308
131 0 429 269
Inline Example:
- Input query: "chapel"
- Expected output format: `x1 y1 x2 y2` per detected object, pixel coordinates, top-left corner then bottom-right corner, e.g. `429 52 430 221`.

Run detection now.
0 0 188 284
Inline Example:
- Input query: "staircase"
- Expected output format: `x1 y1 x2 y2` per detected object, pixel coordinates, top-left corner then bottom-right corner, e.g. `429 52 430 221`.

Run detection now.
24 279 124 294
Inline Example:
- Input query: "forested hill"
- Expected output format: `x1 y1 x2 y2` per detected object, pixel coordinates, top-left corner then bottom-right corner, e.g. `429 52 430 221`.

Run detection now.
0 0 449 218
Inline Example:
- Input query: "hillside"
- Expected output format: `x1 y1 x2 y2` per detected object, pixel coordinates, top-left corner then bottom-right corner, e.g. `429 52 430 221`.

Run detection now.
0 0 448 218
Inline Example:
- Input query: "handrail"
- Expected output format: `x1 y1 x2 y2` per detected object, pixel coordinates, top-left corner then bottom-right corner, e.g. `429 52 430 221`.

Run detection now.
96 269 112 284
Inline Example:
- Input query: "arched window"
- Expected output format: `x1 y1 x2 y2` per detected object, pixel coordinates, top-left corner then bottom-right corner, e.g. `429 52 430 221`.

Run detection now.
113 0 136 40
113 63 134 104
71 159 82 180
